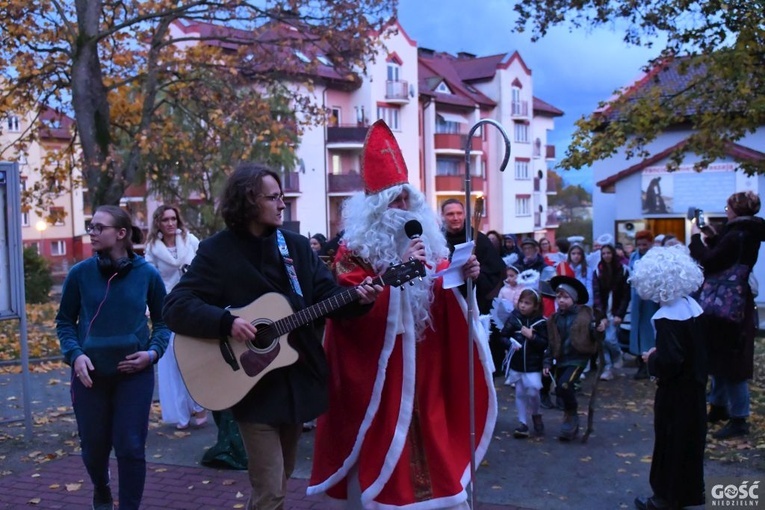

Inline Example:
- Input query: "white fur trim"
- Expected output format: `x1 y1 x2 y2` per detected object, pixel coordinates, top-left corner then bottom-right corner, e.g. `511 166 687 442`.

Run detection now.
361 290 417 504
450 288 499 493
307 289 404 496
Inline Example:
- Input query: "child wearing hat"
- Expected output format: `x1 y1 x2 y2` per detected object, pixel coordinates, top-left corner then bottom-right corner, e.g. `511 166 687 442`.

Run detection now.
543 275 606 441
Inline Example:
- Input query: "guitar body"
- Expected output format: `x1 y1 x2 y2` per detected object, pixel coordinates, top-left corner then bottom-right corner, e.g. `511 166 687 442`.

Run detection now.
172 260 424 411
174 292 300 411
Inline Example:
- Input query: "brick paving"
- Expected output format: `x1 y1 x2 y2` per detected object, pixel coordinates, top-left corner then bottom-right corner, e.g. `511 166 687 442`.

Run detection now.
0 454 524 510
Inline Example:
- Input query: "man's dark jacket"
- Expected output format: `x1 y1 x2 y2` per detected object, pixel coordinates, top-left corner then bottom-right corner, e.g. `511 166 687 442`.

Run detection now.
163 228 369 424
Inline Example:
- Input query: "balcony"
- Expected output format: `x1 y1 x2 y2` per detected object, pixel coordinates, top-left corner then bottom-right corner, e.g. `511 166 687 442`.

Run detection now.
434 175 485 193
546 145 556 159
546 211 560 227
326 125 367 149
434 133 482 154
282 172 299 193
511 100 529 118
328 172 363 193
385 80 410 104
546 176 558 194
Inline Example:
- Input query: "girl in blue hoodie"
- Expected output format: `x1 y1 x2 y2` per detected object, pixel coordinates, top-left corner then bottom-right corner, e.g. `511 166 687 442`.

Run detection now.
56 205 169 510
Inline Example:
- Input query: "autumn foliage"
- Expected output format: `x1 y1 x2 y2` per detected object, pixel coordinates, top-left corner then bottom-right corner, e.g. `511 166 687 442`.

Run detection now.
0 0 395 226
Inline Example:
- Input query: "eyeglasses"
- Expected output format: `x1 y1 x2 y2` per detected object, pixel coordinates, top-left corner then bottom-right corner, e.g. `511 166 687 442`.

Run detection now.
258 193 285 202
86 223 119 235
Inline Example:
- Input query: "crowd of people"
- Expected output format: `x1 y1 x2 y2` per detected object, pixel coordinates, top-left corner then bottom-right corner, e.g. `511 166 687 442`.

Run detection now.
55 115 762 510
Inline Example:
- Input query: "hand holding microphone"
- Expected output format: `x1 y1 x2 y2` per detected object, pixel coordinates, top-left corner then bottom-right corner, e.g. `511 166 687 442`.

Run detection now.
403 220 427 263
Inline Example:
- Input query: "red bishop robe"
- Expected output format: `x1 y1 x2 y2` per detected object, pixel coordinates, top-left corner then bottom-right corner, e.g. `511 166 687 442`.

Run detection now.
308 246 497 509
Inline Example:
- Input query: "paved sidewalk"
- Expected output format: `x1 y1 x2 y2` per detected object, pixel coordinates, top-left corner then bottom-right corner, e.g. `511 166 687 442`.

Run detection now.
0 454 522 510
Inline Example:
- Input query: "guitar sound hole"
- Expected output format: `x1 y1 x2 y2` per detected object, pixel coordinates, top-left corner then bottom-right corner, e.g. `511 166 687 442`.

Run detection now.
248 323 277 351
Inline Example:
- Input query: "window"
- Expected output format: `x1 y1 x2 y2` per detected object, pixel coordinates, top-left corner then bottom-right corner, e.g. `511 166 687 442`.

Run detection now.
435 117 460 134
514 160 530 180
21 211 29 227
31 241 41 255
329 107 341 127
514 122 529 143
435 82 452 94
376 106 400 130
294 50 311 63
331 154 341 174
387 63 400 82
6 115 20 132
436 158 461 176
51 240 66 256
515 195 531 216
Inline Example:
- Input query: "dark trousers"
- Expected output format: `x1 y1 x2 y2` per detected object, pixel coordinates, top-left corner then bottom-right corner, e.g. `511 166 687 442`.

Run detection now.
554 365 584 412
71 367 154 510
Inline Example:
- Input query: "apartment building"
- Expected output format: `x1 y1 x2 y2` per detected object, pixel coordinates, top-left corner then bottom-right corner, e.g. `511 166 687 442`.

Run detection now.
3 108 90 273
13 18 563 265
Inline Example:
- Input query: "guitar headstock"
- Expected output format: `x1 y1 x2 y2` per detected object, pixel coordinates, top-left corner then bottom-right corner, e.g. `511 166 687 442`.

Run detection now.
379 259 426 288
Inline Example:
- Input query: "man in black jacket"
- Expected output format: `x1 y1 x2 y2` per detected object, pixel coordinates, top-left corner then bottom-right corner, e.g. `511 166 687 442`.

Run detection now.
440 198 505 315
441 198 505 374
163 163 381 510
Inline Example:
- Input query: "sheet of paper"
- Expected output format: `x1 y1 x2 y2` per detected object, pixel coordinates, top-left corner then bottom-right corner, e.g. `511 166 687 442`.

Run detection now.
435 241 475 289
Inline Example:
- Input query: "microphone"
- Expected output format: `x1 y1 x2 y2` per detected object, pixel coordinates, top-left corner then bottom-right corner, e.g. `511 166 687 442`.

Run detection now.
404 220 423 240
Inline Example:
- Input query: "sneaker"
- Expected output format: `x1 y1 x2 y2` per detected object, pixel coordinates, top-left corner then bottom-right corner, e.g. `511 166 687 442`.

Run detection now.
513 423 530 439
599 369 614 381
713 418 749 440
92 486 114 510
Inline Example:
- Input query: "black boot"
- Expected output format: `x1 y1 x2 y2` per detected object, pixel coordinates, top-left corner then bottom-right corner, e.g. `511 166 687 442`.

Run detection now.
707 405 730 424
559 411 579 441
713 417 749 439
634 359 649 380
532 414 544 436
92 485 114 510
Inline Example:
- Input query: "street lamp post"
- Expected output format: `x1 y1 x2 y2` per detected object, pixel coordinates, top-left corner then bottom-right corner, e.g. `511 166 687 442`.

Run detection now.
34 220 47 256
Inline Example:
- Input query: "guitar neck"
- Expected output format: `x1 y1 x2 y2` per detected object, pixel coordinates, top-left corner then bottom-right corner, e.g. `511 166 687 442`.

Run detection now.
270 274 383 336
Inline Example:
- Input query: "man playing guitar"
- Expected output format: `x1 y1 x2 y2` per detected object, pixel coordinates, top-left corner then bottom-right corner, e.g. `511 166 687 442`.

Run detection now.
163 163 382 510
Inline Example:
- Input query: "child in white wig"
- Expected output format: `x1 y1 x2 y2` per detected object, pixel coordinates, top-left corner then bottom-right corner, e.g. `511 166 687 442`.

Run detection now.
629 245 707 510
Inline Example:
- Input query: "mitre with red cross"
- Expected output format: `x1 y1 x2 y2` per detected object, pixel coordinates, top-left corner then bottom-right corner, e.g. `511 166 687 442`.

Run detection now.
361 119 409 195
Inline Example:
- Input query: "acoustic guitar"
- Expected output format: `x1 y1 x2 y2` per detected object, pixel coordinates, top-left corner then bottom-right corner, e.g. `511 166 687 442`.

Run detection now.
174 259 425 410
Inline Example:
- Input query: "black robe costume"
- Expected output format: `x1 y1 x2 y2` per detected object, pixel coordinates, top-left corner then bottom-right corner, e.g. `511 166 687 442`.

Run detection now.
646 298 708 508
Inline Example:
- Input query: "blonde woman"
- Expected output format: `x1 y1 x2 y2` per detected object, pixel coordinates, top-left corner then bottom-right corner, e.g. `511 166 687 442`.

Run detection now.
145 205 206 429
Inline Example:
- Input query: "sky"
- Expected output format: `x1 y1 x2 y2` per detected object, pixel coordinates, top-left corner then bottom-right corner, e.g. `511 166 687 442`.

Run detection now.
397 0 661 191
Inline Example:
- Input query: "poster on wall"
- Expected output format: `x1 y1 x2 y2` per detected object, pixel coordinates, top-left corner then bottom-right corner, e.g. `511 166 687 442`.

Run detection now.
641 163 737 215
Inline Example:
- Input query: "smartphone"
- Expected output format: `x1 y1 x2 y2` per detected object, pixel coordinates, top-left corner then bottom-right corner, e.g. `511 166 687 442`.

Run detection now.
694 208 706 228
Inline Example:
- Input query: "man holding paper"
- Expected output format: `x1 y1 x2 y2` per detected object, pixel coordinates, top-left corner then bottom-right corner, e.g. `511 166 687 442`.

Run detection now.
441 198 505 314
309 120 497 509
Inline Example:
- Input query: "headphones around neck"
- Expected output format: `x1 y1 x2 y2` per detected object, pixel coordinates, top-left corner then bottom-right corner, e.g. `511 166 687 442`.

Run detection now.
96 252 133 278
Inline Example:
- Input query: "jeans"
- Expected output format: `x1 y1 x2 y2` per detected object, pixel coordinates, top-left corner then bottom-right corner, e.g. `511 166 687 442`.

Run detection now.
71 367 154 510
603 321 622 370
708 376 750 419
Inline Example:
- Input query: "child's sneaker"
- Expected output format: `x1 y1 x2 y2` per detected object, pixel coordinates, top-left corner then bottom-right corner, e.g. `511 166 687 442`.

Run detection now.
532 414 544 436
599 369 614 381
513 423 530 439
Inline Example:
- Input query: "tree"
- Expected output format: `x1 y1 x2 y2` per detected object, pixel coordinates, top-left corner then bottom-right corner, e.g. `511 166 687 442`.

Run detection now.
23 247 53 304
549 184 590 222
0 1 395 214
514 0 765 174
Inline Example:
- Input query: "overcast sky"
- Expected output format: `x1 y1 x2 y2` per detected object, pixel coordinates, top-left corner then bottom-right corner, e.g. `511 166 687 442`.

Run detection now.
397 0 661 190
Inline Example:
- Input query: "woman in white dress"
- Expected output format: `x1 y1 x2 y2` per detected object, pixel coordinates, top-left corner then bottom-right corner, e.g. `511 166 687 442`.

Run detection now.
145 205 206 429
